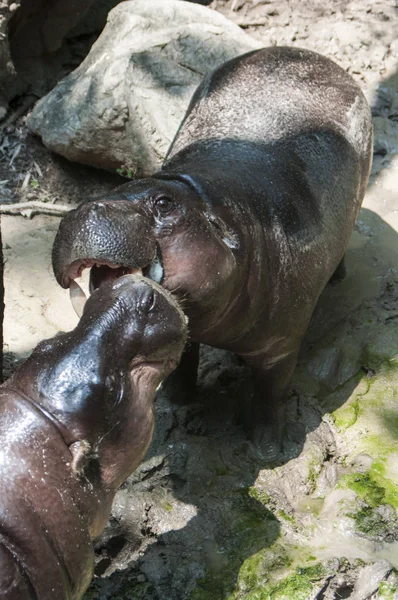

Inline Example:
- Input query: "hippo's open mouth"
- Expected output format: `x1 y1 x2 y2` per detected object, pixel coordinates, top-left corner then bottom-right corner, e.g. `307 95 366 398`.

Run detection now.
66 250 164 317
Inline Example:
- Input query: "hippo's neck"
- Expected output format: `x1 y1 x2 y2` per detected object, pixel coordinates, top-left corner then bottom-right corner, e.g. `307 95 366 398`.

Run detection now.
158 144 278 345
11 328 125 444
160 139 275 217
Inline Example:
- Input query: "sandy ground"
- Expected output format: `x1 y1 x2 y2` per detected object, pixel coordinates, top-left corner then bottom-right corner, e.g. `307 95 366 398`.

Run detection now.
2 1 398 598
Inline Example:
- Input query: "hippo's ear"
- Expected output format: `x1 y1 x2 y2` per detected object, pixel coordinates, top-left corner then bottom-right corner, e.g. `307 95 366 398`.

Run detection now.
204 212 240 250
69 439 93 476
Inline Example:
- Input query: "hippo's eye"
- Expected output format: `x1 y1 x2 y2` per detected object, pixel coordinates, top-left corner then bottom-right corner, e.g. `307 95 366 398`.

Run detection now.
154 196 174 214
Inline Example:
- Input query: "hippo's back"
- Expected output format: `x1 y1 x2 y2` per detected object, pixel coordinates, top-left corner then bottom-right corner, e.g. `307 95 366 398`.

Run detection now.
167 46 372 167
162 47 373 337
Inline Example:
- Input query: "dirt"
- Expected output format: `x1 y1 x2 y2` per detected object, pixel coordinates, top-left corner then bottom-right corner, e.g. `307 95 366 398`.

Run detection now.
2 1 398 599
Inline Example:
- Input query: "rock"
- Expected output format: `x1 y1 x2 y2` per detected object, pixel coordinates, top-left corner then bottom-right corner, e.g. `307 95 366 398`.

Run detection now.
373 116 398 156
0 0 123 118
9 0 97 60
307 347 360 391
351 560 392 600
0 2 19 113
27 0 262 175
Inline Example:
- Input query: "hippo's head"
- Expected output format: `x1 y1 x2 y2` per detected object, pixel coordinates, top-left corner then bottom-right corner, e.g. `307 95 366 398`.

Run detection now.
11 275 187 492
52 177 240 338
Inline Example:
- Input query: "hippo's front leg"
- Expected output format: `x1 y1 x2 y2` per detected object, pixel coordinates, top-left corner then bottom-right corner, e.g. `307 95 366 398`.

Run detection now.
243 349 300 454
0 543 34 599
163 341 200 404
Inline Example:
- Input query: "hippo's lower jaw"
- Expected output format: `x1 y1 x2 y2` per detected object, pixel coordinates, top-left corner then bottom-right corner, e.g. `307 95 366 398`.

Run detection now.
67 250 164 317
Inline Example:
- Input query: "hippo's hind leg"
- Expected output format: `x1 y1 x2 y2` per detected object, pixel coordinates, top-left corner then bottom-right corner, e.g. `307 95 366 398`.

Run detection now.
162 341 200 404
328 255 346 285
242 349 300 455
0 543 36 599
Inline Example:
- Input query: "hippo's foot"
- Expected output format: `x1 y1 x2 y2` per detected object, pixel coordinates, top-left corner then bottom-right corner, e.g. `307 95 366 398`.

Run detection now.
245 397 286 462
163 341 200 405
249 422 284 462
241 349 299 461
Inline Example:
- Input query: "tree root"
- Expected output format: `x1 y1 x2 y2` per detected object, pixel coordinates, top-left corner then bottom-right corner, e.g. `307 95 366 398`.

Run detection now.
0 96 38 132
0 201 73 218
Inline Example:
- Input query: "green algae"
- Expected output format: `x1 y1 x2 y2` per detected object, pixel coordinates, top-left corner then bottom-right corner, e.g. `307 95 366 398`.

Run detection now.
340 470 398 537
379 580 397 600
191 534 328 600
361 341 398 375
349 505 392 537
230 560 325 600
339 472 386 508
332 337 398 434
363 433 397 459
331 349 398 512
338 452 398 508
265 563 325 600
248 487 272 507
230 545 293 598
307 458 322 491
190 489 280 600
370 461 398 508
333 397 360 431
380 409 398 442
277 510 295 524
340 468 398 509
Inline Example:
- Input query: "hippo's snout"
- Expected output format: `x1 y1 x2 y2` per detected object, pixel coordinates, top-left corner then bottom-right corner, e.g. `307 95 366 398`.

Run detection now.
52 199 157 289
82 274 187 362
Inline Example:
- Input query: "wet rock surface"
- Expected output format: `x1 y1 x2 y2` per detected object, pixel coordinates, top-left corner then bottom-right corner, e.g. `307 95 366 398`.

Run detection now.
1 0 398 599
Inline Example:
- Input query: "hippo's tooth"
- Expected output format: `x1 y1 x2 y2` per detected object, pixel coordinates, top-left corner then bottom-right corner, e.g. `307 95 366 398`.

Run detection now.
70 280 87 317
148 256 163 283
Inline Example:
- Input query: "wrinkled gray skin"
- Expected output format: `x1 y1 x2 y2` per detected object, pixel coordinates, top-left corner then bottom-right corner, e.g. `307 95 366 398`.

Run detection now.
0 275 186 600
52 47 373 445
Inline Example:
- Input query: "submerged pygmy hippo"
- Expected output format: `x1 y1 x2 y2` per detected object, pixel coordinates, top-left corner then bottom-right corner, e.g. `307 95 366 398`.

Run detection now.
0 275 186 599
52 47 373 444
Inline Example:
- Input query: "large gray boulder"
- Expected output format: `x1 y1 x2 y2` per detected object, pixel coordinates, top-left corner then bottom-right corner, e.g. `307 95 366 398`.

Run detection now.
28 0 261 176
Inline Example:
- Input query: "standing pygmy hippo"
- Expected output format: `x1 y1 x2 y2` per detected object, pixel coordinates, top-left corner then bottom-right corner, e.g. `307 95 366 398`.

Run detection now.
52 47 373 445
0 275 187 599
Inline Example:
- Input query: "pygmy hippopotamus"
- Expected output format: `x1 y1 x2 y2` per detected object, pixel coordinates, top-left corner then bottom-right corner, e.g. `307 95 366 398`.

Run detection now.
0 275 187 599
52 46 373 445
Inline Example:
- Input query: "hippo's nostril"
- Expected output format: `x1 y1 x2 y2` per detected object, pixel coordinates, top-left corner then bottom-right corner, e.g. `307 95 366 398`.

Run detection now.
90 202 106 216
148 291 157 313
